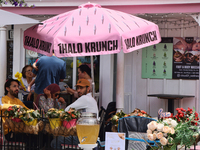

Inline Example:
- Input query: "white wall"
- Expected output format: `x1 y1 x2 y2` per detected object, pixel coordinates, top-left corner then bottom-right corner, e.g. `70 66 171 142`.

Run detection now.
123 19 200 117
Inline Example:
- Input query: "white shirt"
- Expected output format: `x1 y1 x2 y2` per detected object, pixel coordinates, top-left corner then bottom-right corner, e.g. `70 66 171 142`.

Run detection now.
20 77 35 96
65 93 98 118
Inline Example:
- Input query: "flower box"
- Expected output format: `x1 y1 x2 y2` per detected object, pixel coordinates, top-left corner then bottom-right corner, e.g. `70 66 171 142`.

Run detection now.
63 119 77 129
49 118 62 129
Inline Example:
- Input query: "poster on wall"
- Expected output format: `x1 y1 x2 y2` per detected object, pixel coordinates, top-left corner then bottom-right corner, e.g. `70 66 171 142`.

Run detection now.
142 38 173 79
172 37 200 79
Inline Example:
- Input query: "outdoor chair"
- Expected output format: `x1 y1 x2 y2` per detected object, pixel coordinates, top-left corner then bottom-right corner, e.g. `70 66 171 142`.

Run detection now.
118 116 159 150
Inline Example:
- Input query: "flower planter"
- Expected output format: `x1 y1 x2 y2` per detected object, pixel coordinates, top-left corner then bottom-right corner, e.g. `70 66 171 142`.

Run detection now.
63 119 77 129
23 119 38 126
11 117 22 122
49 118 61 129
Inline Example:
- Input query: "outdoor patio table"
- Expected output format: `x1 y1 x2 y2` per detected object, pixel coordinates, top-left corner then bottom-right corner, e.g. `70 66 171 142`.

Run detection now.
147 94 194 114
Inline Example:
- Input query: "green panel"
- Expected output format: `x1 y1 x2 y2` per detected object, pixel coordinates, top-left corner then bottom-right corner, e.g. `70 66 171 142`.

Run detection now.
142 43 173 79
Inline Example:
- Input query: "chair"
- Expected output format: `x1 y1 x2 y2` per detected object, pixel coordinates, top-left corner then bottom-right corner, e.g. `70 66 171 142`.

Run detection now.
118 116 159 150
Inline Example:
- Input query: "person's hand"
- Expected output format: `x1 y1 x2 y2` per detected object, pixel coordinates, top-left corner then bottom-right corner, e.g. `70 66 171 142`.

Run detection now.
27 85 31 92
19 85 25 90
44 88 51 98
67 88 75 95
27 93 32 101
57 97 65 103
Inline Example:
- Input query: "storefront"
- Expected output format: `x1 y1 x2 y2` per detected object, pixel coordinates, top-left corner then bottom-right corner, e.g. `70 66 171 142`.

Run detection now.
2 1 200 117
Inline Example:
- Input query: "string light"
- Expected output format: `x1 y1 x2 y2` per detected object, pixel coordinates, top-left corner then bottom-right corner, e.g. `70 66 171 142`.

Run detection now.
136 12 200 31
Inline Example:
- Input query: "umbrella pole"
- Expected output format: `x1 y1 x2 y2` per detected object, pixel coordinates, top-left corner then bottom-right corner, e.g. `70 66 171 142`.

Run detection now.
90 56 95 97
116 51 124 112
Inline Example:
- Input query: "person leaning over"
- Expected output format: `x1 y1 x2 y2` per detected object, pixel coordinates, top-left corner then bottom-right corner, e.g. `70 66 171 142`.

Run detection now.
51 79 99 149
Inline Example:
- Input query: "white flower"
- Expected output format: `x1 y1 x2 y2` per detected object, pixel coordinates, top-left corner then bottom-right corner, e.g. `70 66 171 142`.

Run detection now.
147 129 152 134
156 132 163 139
163 126 170 133
147 121 157 131
157 123 164 131
147 133 156 141
164 119 170 124
169 127 175 134
171 120 178 128
160 137 168 146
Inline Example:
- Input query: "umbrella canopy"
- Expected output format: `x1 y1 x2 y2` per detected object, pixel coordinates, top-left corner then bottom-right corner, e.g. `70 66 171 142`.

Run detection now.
23 3 161 57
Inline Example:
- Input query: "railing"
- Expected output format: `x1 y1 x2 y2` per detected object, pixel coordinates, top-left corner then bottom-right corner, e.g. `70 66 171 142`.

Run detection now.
0 110 83 150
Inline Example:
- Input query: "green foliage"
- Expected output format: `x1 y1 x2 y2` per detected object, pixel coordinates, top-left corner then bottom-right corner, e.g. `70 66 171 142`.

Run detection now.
20 109 41 122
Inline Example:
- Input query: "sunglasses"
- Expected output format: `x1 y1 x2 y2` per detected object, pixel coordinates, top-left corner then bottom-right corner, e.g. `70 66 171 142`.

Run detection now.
55 93 61 97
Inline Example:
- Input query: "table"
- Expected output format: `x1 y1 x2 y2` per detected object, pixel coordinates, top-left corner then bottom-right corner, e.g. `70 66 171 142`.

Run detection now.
147 94 194 114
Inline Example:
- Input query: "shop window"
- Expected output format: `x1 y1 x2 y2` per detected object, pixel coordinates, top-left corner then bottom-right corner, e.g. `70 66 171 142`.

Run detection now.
25 50 99 91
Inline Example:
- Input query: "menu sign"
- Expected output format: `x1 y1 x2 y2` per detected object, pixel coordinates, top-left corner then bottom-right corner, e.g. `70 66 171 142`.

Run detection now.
172 37 200 79
142 38 173 79
105 132 125 150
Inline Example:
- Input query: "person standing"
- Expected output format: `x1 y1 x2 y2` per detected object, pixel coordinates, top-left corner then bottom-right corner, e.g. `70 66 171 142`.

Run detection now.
32 55 66 105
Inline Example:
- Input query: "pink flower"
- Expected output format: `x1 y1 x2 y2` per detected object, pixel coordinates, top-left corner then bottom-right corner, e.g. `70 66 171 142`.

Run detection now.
147 133 156 141
169 127 175 134
160 137 168 146
147 129 152 134
147 121 157 131
163 126 170 133
156 132 163 139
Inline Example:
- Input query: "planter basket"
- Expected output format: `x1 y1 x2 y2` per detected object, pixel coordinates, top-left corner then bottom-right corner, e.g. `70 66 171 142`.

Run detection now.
49 118 62 129
5 119 44 135
23 119 38 126
63 119 77 129
45 118 77 137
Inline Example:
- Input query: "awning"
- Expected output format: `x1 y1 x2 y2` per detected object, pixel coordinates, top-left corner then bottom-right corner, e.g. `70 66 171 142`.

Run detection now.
0 9 39 26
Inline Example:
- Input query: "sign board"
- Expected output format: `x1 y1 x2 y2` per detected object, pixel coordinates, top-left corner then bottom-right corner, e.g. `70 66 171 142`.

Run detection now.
142 38 173 79
105 132 125 150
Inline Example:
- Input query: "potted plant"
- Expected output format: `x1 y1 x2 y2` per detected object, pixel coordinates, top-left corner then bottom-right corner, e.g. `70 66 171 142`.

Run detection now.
20 109 41 126
4 105 27 122
146 107 199 150
61 108 80 129
46 108 64 129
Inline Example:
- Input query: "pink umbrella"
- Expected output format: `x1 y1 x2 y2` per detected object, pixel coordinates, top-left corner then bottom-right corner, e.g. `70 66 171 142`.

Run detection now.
24 2 161 107
24 3 161 57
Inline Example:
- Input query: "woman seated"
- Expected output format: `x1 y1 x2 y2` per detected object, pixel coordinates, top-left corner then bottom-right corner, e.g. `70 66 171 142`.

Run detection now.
19 65 35 109
35 84 66 112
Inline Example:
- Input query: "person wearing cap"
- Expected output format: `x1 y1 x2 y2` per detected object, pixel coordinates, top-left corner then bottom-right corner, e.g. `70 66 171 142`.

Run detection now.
64 79 98 115
51 79 98 149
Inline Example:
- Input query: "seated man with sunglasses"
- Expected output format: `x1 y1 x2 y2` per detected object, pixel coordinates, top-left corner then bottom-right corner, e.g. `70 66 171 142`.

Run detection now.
36 83 66 112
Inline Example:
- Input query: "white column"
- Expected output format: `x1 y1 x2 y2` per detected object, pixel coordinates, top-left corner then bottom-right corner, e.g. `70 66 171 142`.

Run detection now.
116 51 124 112
0 26 7 96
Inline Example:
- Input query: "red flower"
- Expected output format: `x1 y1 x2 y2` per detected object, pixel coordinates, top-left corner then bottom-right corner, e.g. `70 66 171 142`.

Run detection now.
141 110 146 114
71 114 75 118
179 114 183 118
